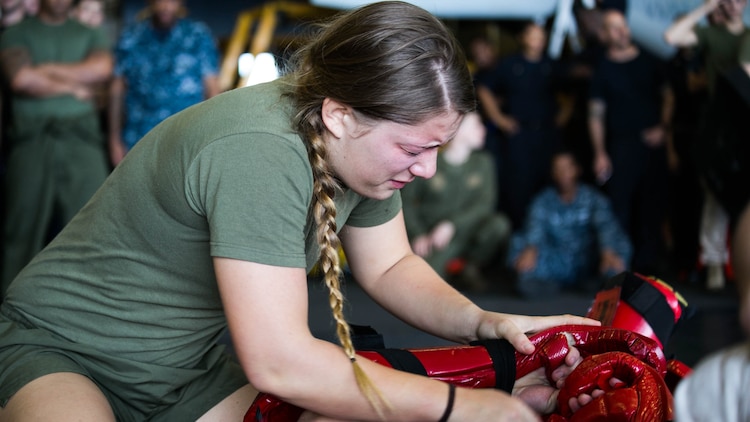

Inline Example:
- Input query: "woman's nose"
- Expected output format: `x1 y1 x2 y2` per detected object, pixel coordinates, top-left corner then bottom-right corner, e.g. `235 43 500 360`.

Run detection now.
409 149 438 179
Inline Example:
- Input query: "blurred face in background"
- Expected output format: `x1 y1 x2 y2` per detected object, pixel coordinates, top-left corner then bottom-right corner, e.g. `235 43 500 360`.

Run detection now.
717 0 748 21
451 112 486 151
23 0 37 14
551 153 580 194
1 0 23 13
73 0 103 27
149 0 182 28
469 37 497 70
40 0 73 21
520 23 547 58
602 10 632 50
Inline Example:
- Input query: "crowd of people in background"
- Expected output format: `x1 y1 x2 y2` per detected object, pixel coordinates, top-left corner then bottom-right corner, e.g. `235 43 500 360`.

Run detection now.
0 0 748 299
407 0 750 297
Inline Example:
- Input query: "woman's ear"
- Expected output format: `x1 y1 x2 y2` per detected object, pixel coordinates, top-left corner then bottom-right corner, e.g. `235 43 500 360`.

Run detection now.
321 98 353 140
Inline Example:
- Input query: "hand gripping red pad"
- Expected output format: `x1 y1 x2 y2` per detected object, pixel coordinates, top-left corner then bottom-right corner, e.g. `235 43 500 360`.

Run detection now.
244 325 665 421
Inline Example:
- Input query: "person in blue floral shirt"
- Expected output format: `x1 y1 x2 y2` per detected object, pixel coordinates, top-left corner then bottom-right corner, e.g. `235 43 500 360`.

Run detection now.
108 0 219 165
507 149 632 299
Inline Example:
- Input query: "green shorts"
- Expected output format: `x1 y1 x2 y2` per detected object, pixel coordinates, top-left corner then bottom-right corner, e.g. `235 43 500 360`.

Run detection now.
0 305 249 421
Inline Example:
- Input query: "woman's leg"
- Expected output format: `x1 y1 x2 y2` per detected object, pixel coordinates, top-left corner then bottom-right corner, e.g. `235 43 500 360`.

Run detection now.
0 372 115 422
197 384 258 422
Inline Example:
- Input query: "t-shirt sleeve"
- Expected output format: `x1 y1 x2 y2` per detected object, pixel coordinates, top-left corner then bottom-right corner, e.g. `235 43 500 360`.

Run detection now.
90 25 110 51
0 25 23 51
345 190 402 228
185 134 313 268
694 26 709 50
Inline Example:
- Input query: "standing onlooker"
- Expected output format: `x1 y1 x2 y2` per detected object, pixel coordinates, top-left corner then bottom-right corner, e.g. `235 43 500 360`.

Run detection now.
664 40 707 284
664 0 748 290
0 0 38 255
673 50 750 415
475 22 570 229
508 149 631 299
588 9 674 276
0 0 112 295
108 0 220 166
468 34 505 201
401 112 511 291
71 0 109 128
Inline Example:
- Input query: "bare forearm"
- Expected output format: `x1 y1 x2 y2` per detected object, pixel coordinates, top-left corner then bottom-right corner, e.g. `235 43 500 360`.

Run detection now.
359 254 484 344
203 74 220 99
588 102 606 155
11 66 84 98
246 336 450 421
108 77 125 140
663 2 714 46
476 85 508 128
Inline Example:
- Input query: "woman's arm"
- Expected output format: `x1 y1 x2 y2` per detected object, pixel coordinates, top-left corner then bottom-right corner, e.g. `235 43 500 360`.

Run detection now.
340 211 600 353
214 257 540 421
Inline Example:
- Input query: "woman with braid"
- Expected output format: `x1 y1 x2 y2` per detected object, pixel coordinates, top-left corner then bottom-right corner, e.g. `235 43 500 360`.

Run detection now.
0 2 599 421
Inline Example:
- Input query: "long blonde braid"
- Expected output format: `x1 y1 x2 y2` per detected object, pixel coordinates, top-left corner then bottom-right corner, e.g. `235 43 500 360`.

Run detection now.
305 132 390 418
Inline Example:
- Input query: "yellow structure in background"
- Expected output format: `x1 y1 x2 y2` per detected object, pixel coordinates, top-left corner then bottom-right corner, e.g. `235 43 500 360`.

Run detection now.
218 1 337 91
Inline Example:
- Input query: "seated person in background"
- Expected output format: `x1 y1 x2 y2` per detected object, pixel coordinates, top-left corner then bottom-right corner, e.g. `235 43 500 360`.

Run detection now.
508 149 632 299
401 111 511 291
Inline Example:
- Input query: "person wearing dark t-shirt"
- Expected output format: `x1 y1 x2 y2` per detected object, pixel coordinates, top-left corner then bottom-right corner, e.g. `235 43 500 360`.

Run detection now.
475 22 570 229
588 9 674 275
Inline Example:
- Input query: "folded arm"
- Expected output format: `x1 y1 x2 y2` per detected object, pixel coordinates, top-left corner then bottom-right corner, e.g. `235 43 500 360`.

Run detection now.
0 47 112 98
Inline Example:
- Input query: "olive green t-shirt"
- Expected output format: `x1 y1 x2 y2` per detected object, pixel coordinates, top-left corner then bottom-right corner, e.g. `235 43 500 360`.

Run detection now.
3 80 401 368
695 25 748 95
0 17 109 134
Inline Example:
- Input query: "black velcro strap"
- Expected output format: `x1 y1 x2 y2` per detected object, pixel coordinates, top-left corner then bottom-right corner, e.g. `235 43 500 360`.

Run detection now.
469 338 516 393
372 349 428 377
620 274 676 346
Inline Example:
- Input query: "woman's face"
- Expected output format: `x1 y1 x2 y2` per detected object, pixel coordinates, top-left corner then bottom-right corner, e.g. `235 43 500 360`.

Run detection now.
521 24 547 56
325 104 462 200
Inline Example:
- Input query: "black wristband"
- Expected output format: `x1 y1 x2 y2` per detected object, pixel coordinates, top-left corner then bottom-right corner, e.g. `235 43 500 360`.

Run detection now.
468 338 516 393
438 383 456 422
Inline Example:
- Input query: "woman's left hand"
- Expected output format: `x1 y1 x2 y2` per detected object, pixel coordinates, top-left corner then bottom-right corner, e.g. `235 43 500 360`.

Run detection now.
475 313 601 355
